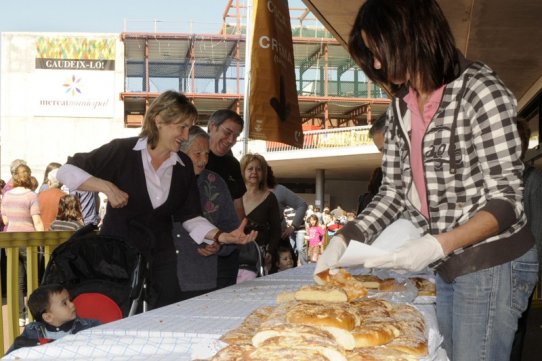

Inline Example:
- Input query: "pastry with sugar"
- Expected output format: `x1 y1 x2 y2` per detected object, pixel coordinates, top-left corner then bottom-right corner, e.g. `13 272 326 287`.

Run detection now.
294 284 349 303
315 268 369 301
346 347 418 361
352 274 383 289
351 322 400 348
252 334 347 361
252 323 355 351
286 302 358 331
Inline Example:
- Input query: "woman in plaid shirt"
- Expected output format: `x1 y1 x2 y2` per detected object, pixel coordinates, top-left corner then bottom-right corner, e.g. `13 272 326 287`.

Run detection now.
315 1 538 360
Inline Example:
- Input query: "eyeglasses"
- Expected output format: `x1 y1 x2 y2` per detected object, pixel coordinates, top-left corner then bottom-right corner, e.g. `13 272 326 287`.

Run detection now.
219 125 241 141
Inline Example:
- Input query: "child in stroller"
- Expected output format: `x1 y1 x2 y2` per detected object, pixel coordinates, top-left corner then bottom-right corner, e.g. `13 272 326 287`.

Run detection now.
41 225 148 317
6 284 100 354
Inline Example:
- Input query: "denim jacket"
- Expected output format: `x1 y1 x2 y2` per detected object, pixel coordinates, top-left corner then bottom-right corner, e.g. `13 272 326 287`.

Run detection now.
6 318 100 354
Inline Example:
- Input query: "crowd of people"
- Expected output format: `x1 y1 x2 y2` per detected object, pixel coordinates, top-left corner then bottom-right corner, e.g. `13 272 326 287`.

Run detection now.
0 159 95 327
0 91 358 325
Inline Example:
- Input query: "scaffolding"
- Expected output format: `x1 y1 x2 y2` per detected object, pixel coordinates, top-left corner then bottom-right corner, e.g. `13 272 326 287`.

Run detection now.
121 1 391 129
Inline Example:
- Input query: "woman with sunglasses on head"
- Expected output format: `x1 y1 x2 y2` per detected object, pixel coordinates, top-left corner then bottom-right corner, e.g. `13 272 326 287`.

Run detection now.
237 153 282 282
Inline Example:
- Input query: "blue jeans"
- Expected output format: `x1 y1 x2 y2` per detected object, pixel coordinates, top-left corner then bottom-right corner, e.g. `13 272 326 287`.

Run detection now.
436 246 538 361
290 229 307 265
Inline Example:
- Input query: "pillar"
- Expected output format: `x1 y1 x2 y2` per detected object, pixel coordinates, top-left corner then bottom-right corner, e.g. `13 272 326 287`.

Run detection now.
315 169 325 210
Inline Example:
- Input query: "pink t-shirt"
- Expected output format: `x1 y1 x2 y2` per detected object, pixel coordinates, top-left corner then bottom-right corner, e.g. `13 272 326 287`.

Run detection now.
404 85 445 219
307 226 325 247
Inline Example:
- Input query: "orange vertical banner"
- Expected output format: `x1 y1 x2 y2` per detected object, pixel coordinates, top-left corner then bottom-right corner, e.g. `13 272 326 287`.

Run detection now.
248 0 304 148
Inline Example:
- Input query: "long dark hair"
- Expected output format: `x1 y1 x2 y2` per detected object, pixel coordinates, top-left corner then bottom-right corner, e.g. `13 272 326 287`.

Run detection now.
348 0 459 94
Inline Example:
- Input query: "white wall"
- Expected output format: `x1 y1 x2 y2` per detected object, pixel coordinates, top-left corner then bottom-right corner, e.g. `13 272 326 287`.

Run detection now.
0 32 137 184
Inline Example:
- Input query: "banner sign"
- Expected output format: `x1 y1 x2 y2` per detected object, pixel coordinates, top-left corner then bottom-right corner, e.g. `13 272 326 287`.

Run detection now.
249 0 304 148
33 36 116 118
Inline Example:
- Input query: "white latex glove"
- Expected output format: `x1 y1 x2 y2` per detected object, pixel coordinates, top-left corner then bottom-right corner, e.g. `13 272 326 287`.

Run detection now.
364 234 445 272
314 236 347 281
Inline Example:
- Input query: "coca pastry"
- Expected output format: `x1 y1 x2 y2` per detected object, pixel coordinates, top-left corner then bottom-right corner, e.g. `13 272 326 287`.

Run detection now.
213 268 430 360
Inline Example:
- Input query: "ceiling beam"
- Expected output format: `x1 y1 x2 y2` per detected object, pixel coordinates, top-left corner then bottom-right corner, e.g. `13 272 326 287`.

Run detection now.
344 104 369 119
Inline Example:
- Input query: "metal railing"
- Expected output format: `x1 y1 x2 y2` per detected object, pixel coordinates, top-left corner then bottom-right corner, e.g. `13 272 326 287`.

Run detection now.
0 231 74 355
265 125 373 152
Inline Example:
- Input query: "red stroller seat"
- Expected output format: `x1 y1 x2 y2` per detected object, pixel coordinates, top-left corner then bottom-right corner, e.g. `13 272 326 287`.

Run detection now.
74 292 123 324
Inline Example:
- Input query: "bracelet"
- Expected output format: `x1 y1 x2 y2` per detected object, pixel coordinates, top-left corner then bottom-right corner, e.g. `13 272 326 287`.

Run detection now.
213 230 223 244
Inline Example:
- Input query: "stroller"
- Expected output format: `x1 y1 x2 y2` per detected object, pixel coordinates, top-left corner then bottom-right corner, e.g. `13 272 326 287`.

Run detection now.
41 224 149 318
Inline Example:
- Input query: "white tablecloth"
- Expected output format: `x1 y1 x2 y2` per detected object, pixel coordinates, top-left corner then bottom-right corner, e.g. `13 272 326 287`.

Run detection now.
3 265 448 360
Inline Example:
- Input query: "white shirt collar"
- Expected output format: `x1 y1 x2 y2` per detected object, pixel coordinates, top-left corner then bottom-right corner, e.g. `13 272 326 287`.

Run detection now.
133 137 184 166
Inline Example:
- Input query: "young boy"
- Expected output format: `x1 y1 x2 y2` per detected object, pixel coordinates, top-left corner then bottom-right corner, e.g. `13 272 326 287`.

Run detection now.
7 284 100 354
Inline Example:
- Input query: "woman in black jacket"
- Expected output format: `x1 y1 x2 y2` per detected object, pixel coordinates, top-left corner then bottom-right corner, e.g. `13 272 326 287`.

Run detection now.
57 91 256 308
